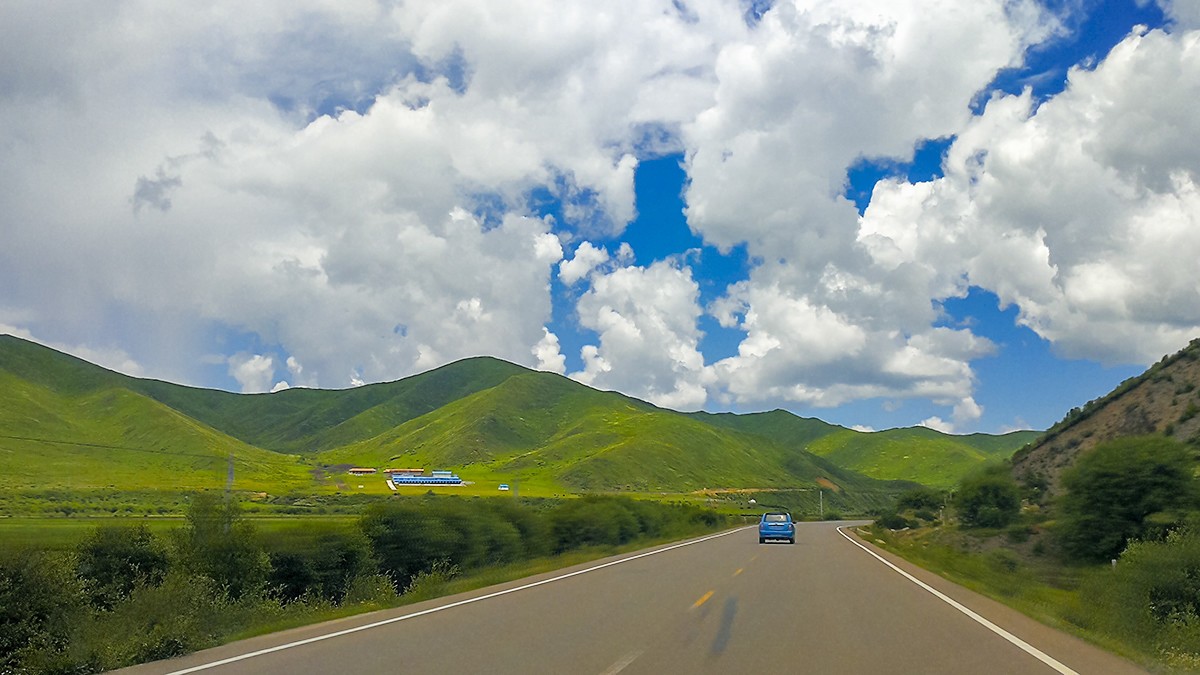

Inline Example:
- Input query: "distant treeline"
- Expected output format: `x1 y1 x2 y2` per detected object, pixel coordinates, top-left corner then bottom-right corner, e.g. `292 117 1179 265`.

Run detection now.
0 493 727 674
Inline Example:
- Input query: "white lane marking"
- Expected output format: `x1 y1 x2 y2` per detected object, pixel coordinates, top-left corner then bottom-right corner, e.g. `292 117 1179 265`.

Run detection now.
836 526 1079 675
164 526 754 675
599 649 643 675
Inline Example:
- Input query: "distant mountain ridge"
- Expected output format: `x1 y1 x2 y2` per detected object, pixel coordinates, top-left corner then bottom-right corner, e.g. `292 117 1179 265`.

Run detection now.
0 334 1034 494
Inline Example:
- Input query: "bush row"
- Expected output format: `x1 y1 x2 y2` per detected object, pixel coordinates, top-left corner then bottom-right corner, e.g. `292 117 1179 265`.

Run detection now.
0 493 727 674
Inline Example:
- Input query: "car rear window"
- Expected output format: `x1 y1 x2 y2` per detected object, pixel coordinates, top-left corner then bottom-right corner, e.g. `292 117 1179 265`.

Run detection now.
764 514 788 522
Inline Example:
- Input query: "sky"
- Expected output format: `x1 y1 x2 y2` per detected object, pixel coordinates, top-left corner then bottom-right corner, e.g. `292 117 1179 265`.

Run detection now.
2 0 1199 434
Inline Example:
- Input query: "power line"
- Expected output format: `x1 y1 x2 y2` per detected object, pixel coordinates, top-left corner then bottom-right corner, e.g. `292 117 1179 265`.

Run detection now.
0 433 225 462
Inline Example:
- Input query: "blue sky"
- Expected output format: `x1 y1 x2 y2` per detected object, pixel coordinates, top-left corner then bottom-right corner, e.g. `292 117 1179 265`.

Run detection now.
1 0 1197 435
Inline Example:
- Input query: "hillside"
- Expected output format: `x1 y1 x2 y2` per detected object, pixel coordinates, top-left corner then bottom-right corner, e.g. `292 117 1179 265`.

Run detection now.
0 333 1026 499
0 369 311 492
1012 337 1200 494
317 371 895 493
805 427 1037 488
689 407 1035 488
2 335 895 496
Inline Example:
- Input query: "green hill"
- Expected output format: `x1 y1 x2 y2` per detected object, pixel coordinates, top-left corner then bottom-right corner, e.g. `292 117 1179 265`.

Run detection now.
317 371 894 493
0 333 1027 499
0 335 531 455
689 402 1035 488
132 356 531 454
0 370 310 492
805 427 1035 488
685 409 842 446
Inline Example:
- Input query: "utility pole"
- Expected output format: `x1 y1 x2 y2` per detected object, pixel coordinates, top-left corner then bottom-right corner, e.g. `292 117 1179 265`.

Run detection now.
819 489 824 519
224 452 234 534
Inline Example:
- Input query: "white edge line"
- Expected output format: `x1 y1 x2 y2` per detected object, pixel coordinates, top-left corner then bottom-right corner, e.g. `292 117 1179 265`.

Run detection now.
164 526 754 675
836 526 1078 675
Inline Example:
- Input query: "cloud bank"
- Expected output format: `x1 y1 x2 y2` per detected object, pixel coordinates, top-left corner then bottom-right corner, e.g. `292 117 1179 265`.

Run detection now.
2 0 1197 432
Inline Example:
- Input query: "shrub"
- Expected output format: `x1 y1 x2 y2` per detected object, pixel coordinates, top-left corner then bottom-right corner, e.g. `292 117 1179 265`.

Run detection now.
1057 436 1197 562
896 487 944 512
913 509 938 522
875 512 913 530
1082 528 1200 665
955 466 1020 529
0 549 87 672
266 526 377 604
175 492 270 599
77 524 171 610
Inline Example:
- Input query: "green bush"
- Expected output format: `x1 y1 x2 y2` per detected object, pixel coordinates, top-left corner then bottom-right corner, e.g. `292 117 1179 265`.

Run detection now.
955 466 1020 528
875 512 914 530
265 526 377 603
0 549 87 672
896 487 944 512
76 524 170 610
1081 528 1200 666
175 492 270 599
1057 436 1197 562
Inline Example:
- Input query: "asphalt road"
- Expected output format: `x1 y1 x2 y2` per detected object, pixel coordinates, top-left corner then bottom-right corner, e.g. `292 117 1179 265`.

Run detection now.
117 522 1146 674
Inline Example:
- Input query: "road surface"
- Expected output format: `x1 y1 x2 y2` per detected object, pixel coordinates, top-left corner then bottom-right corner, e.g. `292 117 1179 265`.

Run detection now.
117 522 1145 674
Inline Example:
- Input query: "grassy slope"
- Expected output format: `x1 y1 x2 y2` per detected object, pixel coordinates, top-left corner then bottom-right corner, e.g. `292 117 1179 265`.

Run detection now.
805 427 1032 488
688 402 1036 488
0 334 1009 497
131 357 532 453
685 409 843 446
0 372 311 492
318 371 903 494
0 334 533 455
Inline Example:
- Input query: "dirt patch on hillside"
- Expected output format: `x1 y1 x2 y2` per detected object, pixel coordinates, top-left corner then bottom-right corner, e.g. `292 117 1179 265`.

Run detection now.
1012 338 1200 496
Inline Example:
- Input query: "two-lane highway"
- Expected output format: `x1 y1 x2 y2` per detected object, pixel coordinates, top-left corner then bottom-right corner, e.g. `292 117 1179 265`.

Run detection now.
118 522 1145 674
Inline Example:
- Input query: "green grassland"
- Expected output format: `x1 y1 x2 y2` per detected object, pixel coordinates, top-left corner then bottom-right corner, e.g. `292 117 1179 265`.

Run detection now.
805 427 1037 487
0 371 312 493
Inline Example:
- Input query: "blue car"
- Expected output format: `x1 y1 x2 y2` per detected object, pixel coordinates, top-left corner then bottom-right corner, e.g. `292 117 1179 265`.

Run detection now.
759 512 795 544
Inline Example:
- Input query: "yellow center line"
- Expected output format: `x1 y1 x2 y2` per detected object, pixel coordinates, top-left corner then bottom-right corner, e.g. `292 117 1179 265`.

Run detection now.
733 568 744 577
692 590 715 609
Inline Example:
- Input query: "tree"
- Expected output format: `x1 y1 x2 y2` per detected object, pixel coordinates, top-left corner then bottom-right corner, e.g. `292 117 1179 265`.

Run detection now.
1057 436 1197 562
0 550 86 671
955 465 1020 528
77 524 170 610
176 492 269 599
896 487 945 512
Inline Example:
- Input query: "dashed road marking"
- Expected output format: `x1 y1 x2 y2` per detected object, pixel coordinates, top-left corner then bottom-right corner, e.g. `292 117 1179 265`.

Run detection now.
599 649 643 675
161 526 754 675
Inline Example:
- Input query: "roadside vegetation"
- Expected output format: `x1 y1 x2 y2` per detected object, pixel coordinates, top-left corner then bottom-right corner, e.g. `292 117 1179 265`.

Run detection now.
870 435 1200 670
0 493 729 674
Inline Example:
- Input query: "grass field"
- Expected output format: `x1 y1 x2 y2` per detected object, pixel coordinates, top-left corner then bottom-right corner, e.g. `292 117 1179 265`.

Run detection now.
0 514 363 550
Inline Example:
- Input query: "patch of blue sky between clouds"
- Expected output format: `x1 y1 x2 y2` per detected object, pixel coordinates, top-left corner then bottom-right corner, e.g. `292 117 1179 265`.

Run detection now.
844 137 955 216
620 155 750 362
974 0 1167 111
937 287 1142 432
741 0 775 28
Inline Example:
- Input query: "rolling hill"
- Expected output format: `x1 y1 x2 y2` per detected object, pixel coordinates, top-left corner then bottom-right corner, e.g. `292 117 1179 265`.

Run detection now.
318 371 895 493
688 408 1036 487
804 427 1038 488
0 369 311 492
0 333 1034 498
